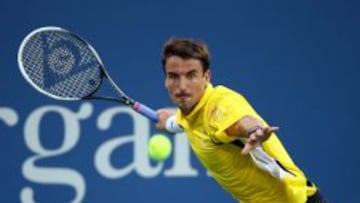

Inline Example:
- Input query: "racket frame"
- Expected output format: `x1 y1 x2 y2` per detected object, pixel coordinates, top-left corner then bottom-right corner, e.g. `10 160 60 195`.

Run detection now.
18 26 158 121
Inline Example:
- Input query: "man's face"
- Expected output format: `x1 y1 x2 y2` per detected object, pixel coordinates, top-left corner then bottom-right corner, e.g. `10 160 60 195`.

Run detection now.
164 56 210 115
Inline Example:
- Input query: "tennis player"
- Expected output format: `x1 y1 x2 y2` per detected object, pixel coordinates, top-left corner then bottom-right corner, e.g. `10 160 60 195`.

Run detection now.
155 38 327 203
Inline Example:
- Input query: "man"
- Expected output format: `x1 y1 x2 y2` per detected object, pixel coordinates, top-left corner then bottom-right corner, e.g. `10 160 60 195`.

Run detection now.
155 38 327 203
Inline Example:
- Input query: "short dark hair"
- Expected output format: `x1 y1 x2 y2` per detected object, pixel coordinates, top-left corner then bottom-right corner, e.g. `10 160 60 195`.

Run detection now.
161 38 211 73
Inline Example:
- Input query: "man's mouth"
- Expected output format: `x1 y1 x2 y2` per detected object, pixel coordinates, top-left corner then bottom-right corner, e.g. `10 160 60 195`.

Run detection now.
176 92 190 99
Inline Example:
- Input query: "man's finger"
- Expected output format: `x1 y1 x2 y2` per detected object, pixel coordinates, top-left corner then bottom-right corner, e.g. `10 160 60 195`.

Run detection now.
269 126 279 131
264 126 279 134
248 133 259 144
241 143 254 155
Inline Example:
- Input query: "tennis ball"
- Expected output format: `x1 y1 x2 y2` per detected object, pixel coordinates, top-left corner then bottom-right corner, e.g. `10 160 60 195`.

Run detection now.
148 134 172 161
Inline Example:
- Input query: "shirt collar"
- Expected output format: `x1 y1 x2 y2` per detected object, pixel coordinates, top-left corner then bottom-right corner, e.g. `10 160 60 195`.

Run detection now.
176 83 214 127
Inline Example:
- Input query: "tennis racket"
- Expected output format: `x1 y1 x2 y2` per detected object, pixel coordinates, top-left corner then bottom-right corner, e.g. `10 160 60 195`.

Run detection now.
17 26 158 122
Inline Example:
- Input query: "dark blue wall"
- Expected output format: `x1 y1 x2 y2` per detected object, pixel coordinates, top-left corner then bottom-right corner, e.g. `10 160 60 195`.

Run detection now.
1 0 359 202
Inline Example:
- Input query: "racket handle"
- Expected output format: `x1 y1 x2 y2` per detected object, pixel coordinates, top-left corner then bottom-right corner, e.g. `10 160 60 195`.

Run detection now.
133 102 159 122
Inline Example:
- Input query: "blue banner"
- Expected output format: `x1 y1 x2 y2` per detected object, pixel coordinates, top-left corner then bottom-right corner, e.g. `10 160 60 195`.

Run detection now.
1 0 359 202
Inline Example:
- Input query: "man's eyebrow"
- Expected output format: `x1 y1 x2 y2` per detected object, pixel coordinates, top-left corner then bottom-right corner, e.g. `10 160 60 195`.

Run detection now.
187 69 198 74
167 68 198 75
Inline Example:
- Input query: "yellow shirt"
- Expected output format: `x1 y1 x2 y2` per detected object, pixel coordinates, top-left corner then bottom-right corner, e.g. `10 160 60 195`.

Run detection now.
175 84 316 203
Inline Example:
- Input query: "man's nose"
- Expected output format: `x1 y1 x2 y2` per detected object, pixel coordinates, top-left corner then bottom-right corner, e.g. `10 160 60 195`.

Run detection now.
178 77 188 90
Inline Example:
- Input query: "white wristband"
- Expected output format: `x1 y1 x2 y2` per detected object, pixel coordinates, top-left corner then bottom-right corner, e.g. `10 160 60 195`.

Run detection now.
165 115 183 133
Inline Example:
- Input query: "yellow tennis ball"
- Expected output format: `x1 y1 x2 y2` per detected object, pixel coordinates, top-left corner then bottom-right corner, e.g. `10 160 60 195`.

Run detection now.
148 134 172 161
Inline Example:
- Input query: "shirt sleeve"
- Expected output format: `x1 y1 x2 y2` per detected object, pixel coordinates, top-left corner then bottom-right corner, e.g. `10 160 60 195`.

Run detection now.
209 95 249 143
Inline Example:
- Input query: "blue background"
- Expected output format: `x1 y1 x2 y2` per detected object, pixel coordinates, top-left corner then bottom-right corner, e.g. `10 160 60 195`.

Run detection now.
1 0 359 202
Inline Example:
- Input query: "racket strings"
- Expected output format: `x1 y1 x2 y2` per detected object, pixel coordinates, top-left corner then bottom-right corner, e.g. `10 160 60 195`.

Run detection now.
48 68 100 98
20 30 102 99
22 36 46 88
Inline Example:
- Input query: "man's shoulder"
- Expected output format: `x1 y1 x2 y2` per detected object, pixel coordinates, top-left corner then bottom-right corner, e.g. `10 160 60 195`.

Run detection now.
212 85 243 98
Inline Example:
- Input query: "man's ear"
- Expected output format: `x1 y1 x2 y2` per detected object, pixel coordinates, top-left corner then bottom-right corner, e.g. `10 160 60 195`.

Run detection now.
205 69 211 82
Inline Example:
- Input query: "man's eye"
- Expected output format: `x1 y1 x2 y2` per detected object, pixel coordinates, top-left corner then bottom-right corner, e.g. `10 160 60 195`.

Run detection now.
187 72 197 79
167 74 177 79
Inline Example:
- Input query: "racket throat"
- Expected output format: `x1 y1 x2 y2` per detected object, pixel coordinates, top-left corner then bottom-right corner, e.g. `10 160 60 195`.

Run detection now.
120 96 135 106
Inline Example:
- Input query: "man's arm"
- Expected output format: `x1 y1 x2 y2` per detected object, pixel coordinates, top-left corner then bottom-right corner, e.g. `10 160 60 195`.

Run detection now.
225 115 279 155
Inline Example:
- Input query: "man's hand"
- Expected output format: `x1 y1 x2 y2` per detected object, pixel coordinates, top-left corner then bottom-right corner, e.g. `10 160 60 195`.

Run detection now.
241 126 279 155
155 109 174 131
